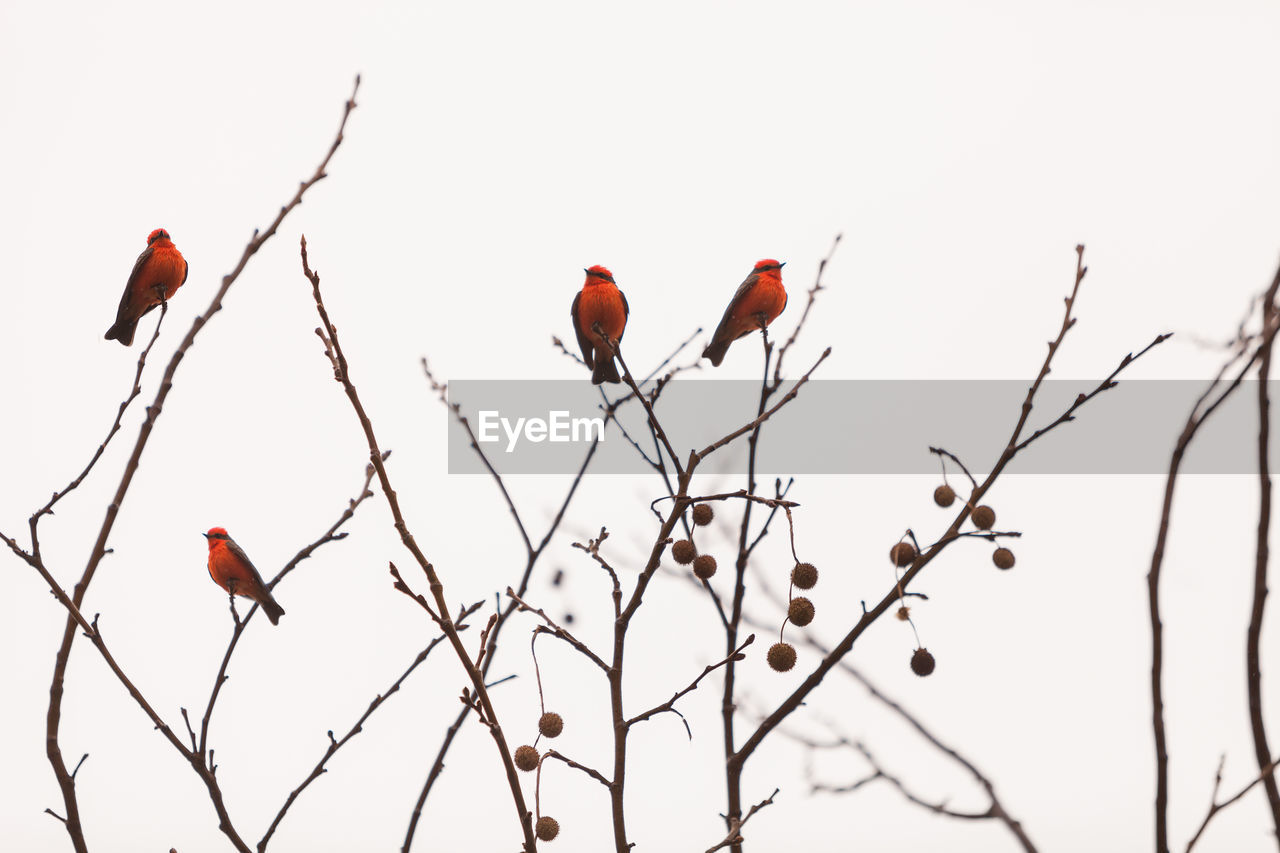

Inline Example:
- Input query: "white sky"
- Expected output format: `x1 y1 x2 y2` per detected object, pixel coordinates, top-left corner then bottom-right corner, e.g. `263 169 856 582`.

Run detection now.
3 1 1280 851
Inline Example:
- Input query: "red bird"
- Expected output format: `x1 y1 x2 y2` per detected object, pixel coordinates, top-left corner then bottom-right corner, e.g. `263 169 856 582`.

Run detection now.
702 260 787 366
105 228 188 346
203 527 285 625
571 265 629 384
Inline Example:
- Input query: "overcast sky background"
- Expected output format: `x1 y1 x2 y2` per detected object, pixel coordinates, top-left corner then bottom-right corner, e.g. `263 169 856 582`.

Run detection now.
3 1 1280 851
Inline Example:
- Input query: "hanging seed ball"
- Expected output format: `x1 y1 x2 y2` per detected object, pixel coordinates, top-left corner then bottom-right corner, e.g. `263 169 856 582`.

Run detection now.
538 712 564 739
934 484 956 507
895 605 911 621
693 553 718 580
971 505 996 530
671 539 697 565
692 503 714 526
910 647 936 677
791 562 819 590
788 597 815 627
889 541 916 567
993 548 1016 570
536 816 561 841
514 745 540 772
767 642 797 672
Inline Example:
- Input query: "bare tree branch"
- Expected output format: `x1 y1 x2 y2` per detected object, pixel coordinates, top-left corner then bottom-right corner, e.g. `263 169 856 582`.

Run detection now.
39 77 361 853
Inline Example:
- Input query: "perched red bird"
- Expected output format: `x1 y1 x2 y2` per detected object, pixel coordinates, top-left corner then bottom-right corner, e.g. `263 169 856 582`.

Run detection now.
571 265 629 384
203 527 285 625
701 259 788 366
105 228 188 346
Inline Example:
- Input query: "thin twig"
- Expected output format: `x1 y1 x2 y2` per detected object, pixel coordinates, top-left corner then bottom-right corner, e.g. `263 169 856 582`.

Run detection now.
704 788 779 853
627 636 755 736
258 605 480 851
301 237 536 852
1247 263 1280 837
1185 755 1280 852
39 78 361 853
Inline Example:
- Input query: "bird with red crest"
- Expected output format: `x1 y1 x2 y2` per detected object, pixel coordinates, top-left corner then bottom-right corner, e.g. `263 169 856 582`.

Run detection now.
570 265 629 384
702 259 787 366
105 228 188 346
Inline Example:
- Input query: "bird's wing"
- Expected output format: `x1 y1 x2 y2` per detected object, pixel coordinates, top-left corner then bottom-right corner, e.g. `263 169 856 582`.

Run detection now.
570 290 595 368
618 289 629 342
708 270 759 345
113 245 155 319
226 538 272 593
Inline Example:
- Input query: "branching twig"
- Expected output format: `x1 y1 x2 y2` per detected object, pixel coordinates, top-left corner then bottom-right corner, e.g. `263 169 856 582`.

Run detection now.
507 588 610 673
704 788 779 853
258 604 481 851
301 237 536 852
1247 264 1280 837
39 78 361 853
1185 755 1280 852
543 749 611 789
627 636 755 736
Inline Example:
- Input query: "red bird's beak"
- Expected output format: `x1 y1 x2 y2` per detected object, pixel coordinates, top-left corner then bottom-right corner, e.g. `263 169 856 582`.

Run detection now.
201 532 210 539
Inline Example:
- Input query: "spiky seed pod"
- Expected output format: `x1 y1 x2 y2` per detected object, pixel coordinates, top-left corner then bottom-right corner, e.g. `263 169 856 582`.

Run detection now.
538 712 564 739
692 503 714 526
993 547 1016 570
911 647 936 677
971 505 996 530
934 484 956 507
788 597 815 627
767 642 797 672
791 562 818 589
671 539 696 565
693 554 718 579
536 816 560 841
514 744 540 772
895 605 911 621
889 541 916 567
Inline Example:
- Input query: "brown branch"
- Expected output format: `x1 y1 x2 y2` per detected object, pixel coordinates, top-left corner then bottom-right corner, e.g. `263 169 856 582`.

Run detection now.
1185 754 1280 852
773 232 840 383
850 741 996 821
732 246 1166 786
28 303 169 564
841 665 1036 850
609 337 685 477
542 749 611 788
301 237 536 852
1148 334 1265 853
200 460 377 758
704 788 779 853
690 348 831 462
258 606 479 851
573 528 623 618
40 78 360 853
401 408 603 852
627 635 754 735
507 589 610 673
1248 264 1280 835
423 358 532 553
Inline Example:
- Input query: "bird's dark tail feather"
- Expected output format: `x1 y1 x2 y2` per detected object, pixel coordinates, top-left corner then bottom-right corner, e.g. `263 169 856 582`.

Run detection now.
104 319 137 346
593 357 622 385
259 596 286 626
701 340 730 367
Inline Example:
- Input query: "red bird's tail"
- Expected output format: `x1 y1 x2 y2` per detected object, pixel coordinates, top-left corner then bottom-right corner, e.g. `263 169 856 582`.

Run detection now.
592 355 621 384
701 338 732 367
258 594 286 626
104 318 138 346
